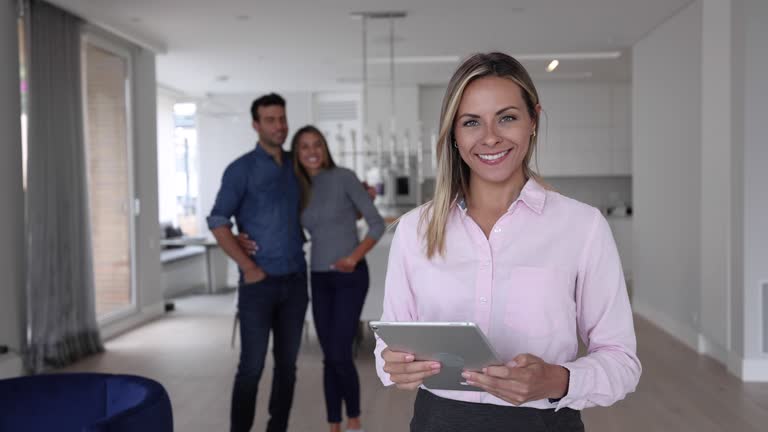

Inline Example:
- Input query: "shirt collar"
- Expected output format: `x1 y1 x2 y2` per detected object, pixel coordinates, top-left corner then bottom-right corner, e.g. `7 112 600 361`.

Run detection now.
254 142 270 159
254 142 288 161
518 178 547 214
455 178 547 216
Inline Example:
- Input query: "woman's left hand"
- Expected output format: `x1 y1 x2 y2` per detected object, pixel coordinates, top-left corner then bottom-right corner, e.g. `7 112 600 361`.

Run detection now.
331 256 357 273
461 354 569 406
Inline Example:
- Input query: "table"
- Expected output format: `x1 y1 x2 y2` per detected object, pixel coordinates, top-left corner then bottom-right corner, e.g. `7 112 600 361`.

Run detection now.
160 237 222 294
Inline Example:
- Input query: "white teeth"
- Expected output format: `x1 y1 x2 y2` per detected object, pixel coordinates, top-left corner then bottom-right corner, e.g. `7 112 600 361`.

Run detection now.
477 150 509 161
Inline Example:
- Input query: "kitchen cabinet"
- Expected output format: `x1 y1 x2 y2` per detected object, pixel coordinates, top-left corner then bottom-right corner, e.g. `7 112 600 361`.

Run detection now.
535 83 631 177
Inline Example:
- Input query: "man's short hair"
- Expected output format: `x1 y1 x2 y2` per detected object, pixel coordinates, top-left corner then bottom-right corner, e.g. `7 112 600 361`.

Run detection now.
250 93 286 122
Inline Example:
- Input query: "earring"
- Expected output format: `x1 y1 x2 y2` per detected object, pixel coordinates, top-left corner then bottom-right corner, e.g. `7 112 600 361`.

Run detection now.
453 140 458 148
532 130 537 138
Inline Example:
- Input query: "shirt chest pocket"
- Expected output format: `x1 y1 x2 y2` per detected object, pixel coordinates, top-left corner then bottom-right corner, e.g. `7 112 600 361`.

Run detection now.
247 169 294 206
248 170 279 193
500 266 575 338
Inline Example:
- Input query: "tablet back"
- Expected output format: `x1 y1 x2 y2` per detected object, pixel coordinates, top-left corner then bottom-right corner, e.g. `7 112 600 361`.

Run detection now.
370 321 502 392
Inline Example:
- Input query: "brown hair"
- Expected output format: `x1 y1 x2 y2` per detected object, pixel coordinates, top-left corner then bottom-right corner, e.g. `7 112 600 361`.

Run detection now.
290 125 336 209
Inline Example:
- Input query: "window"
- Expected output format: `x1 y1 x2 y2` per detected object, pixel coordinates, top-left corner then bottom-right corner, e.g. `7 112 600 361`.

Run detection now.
82 35 136 320
173 103 199 236
157 100 199 236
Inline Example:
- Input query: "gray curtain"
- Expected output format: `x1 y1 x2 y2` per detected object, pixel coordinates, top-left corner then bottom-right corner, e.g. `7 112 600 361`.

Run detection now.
26 0 103 373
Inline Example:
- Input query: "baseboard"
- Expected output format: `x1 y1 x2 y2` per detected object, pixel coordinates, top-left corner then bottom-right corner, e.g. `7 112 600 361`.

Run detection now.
0 353 23 379
727 351 743 377
719 351 768 382
741 358 768 382
697 334 730 366
100 302 166 341
633 299 699 352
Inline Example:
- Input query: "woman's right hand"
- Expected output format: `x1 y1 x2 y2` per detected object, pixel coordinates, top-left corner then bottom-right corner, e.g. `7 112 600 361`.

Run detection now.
237 232 259 256
381 348 442 390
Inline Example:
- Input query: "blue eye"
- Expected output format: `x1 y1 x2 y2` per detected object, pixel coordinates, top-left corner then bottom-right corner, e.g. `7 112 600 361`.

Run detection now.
500 115 517 123
463 119 479 127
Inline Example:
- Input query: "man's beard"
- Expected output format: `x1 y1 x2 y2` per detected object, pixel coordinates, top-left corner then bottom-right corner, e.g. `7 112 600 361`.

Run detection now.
261 136 284 149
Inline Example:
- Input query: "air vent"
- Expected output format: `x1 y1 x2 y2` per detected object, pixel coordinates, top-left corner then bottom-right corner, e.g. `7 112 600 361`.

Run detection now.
316 100 358 122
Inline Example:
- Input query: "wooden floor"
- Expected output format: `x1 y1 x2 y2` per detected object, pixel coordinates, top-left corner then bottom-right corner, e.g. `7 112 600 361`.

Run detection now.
62 293 768 431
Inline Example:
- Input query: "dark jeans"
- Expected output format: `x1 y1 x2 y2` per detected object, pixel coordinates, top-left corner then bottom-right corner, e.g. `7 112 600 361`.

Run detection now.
231 272 308 432
311 261 369 423
411 389 585 432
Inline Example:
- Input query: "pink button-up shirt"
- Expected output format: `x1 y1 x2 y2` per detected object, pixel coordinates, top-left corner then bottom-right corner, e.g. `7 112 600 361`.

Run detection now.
374 179 641 410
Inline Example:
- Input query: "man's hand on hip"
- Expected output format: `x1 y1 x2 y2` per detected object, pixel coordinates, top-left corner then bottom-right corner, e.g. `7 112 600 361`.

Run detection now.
243 265 267 284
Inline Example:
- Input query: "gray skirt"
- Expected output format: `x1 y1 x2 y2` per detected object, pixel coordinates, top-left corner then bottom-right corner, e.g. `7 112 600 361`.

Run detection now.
410 389 585 432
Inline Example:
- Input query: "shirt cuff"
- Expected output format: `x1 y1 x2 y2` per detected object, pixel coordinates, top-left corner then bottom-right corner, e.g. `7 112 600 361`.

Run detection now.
553 362 589 411
206 215 233 230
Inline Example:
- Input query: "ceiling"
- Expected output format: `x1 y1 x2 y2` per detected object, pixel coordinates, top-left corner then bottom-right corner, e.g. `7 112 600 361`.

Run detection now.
48 0 692 96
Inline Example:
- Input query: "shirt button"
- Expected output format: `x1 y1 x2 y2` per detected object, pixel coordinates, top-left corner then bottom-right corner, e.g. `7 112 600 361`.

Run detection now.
480 297 487 303
493 228 502 233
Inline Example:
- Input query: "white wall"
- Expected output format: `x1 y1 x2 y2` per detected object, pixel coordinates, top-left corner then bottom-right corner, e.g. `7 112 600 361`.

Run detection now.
197 92 313 235
132 49 163 310
419 81 632 178
0 0 25 378
730 0 746 361
700 0 732 361
738 0 768 364
632 0 768 380
632 0 703 350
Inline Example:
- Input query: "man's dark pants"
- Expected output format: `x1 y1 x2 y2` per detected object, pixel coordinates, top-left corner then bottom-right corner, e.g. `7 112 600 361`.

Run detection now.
230 272 308 432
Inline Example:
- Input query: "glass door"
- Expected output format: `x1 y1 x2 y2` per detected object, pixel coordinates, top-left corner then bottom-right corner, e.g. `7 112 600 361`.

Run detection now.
81 35 136 320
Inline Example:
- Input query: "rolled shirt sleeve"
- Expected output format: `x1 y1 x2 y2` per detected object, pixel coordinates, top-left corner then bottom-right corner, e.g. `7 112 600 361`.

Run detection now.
206 162 246 231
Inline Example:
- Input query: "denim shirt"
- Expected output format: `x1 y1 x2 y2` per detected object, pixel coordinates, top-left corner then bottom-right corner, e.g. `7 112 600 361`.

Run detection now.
207 144 306 276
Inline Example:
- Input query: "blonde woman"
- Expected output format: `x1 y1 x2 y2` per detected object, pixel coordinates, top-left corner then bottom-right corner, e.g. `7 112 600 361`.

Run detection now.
375 53 641 431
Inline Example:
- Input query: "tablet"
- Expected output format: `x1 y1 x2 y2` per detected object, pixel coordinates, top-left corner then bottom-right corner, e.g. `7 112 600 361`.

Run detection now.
369 321 502 392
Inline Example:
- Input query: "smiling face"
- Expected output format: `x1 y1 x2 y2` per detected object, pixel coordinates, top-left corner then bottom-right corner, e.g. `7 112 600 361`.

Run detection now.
453 76 539 187
295 130 328 175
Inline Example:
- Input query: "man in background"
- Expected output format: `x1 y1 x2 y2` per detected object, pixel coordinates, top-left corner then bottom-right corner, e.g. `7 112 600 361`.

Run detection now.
207 93 307 432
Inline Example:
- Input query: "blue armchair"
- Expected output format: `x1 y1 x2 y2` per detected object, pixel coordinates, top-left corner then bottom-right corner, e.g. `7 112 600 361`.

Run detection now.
0 373 173 432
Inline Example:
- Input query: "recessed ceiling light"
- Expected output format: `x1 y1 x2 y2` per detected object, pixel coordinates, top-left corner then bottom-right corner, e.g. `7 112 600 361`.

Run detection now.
215 75 230 82
546 59 560 72
236 15 250 21
130 17 142 23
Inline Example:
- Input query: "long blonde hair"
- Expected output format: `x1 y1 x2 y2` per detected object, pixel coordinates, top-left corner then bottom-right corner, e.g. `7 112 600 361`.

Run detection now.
420 52 544 258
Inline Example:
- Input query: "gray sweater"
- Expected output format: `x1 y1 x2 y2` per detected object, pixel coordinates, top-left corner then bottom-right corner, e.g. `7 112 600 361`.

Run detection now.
301 167 386 272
